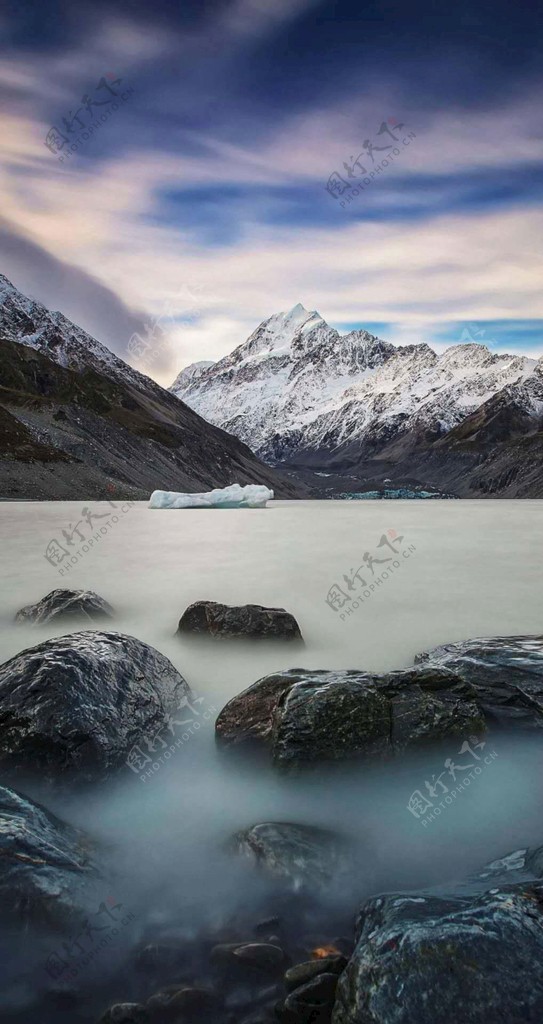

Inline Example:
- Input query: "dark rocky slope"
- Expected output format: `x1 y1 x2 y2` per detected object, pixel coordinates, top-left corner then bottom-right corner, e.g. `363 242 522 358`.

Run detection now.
0 336 302 500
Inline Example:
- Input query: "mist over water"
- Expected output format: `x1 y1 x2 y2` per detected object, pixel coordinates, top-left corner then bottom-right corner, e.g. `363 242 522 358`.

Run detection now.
0 499 542 1019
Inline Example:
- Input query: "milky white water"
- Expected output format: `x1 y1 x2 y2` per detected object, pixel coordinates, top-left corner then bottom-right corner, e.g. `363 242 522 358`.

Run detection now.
0 499 542 1017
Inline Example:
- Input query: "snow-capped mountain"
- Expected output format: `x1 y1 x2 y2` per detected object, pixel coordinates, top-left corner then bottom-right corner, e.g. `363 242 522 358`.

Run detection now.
0 274 302 500
170 359 215 392
170 303 539 464
170 303 397 459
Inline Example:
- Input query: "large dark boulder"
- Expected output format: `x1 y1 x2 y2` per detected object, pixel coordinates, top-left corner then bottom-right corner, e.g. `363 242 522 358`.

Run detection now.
0 630 192 781
216 667 484 770
280 972 340 1023
231 822 354 891
415 634 543 729
0 784 100 929
332 883 543 1023
178 601 303 641
15 589 114 625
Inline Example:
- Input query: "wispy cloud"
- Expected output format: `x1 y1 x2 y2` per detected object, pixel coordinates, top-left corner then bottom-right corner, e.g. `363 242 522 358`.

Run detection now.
0 1 541 385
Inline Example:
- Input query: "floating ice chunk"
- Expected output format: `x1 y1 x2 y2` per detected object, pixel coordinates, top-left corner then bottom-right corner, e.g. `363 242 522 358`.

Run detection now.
149 483 274 509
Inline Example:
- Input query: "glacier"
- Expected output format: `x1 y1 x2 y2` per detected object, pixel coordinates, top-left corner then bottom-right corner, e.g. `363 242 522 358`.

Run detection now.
148 483 274 509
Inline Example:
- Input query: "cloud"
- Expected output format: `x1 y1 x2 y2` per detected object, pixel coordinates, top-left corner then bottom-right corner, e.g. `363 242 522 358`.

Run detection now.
0 219 175 376
0 4 542 387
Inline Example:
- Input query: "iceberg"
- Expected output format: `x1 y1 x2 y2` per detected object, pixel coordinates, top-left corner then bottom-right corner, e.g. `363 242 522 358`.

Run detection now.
148 483 274 509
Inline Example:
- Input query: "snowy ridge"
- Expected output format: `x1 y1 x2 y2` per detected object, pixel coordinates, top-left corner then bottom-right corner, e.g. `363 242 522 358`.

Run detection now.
170 303 539 462
0 273 155 394
170 360 215 392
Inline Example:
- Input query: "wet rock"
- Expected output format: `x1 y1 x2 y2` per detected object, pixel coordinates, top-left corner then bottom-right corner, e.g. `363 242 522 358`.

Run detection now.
211 941 288 976
98 1004 149 1024
231 822 353 891
332 883 543 1023
15 589 114 625
280 972 339 1023
0 630 192 782
0 783 99 929
216 667 484 769
146 985 219 1018
285 956 347 993
415 633 543 729
178 601 303 641
473 843 543 885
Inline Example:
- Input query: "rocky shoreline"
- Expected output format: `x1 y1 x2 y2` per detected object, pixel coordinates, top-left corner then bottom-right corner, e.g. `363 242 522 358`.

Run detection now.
2 589 543 1022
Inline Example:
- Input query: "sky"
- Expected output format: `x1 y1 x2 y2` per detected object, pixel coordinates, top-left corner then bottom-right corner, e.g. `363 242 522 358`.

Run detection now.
0 0 542 386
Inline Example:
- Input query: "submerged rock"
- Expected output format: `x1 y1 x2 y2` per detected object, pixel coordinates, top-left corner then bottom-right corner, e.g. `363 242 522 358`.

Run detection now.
415 633 543 729
216 667 483 769
0 630 192 782
332 884 543 1023
0 784 99 929
15 589 114 625
231 823 353 891
178 601 303 641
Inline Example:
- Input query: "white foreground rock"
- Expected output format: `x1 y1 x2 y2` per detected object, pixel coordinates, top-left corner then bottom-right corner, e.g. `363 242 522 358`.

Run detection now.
149 483 274 509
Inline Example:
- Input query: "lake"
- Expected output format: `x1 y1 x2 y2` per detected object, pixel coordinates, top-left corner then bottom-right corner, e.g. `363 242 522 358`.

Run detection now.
0 499 542 1019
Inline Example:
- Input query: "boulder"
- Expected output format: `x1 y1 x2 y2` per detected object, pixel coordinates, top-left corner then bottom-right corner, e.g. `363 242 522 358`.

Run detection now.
15 589 114 625
0 784 99 929
211 941 288 976
98 1005 149 1024
415 633 543 729
332 884 543 1023
0 630 192 782
231 823 353 891
216 667 484 770
280 972 340 1023
178 601 303 641
473 843 543 885
285 956 348 993
146 985 219 1017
